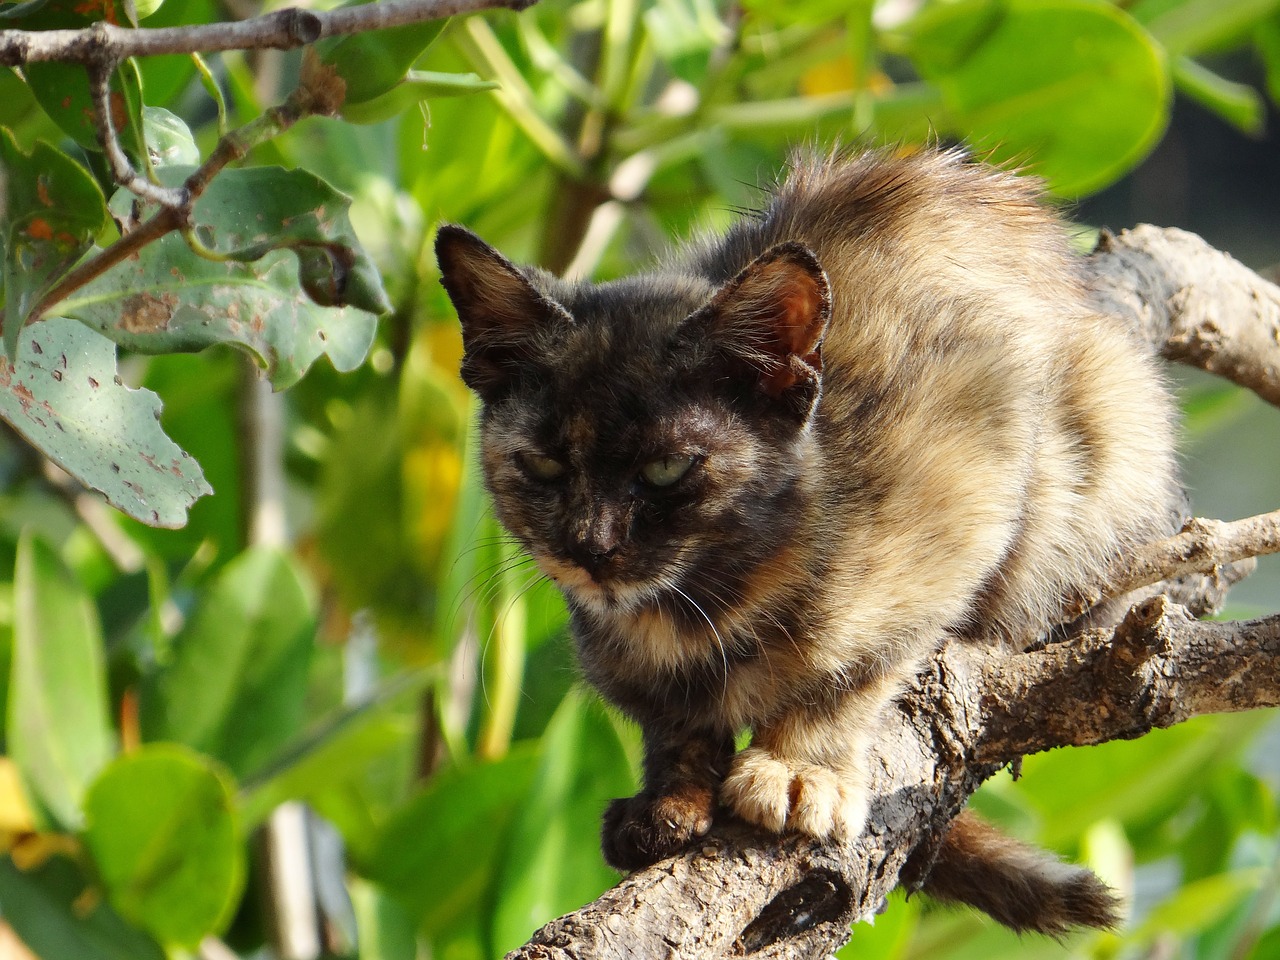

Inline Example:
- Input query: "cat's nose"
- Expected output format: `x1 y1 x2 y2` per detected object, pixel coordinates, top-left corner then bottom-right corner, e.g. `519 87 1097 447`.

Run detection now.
566 539 618 575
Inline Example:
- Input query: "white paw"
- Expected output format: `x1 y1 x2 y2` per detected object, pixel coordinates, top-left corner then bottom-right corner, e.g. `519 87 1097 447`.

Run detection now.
722 747 870 839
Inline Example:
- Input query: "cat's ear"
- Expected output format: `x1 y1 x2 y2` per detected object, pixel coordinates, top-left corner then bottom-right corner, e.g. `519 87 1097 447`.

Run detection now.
435 225 571 398
692 242 830 421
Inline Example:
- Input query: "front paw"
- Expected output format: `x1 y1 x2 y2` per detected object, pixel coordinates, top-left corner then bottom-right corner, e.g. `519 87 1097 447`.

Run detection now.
601 786 716 871
721 746 869 840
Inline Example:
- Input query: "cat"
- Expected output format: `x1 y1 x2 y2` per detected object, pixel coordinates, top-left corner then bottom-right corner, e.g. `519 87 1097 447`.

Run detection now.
435 146 1182 934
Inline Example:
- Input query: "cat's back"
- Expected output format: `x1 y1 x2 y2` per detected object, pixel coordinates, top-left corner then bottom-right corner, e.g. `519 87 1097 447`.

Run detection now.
682 147 1180 646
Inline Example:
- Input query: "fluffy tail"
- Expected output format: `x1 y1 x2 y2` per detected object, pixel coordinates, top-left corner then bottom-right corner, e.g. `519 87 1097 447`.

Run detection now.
920 811 1122 936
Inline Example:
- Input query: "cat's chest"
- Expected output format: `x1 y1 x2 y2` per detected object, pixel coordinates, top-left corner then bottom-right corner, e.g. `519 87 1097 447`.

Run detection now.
575 603 816 730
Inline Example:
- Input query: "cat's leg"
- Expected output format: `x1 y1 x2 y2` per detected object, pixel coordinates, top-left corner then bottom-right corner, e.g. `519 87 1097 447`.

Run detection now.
721 668 907 841
601 723 734 871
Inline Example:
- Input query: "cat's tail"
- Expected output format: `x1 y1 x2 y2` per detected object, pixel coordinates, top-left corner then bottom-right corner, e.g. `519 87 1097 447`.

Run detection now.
919 811 1122 936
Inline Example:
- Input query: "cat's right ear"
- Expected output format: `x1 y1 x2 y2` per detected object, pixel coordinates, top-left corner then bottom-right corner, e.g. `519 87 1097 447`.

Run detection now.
435 225 571 399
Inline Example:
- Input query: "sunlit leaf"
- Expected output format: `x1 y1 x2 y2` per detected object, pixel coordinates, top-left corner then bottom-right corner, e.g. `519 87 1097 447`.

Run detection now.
1129 0 1280 55
903 0 1171 196
82 744 242 947
8 531 113 830
141 107 199 167
0 317 211 527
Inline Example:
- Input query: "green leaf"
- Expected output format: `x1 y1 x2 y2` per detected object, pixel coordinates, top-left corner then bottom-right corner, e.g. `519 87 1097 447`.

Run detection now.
491 689 634 954
0 317 212 527
318 11 449 105
1130 0 1280 55
59 167 386 388
1259 15 1280 105
141 106 199 167
82 744 243 947
8 530 114 830
0 855 167 960
238 667 434 831
1130 868 1267 943
914 0 1171 196
139 545 316 779
0 128 109 353
365 747 539 938
339 71 500 125
1173 57 1266 134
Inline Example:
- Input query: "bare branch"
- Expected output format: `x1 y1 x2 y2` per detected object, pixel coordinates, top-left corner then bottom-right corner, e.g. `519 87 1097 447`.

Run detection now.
87 59 187 209
0 0 539 66
1085 225 1280 408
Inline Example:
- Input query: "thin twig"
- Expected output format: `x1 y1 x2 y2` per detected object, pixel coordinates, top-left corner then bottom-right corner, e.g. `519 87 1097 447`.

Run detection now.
1059 510 1280 624
88 58 187 209
0 0 539 66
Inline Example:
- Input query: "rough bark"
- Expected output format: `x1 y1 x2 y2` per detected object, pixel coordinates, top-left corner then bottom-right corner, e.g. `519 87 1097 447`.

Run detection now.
505 225 1280 960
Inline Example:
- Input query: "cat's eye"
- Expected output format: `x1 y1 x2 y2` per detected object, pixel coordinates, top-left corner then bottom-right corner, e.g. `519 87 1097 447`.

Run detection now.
518 452 566 481
639 454 697 488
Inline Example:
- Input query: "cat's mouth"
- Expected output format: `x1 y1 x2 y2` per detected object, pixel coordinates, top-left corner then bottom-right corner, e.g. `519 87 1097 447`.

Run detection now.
532 550 656 613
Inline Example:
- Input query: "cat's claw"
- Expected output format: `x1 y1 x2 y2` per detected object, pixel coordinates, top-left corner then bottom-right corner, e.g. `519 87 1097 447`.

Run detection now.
601 787 715 871
722 746 869 840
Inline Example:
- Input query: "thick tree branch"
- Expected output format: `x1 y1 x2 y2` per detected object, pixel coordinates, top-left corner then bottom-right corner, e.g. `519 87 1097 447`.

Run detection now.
1085 225 1280 408
506 224 1280 959
0 0 538 66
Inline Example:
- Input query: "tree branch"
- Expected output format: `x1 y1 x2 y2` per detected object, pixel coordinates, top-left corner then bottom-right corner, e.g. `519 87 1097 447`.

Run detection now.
504 224 1280 959
1084 225 1280 408
0 0 539 66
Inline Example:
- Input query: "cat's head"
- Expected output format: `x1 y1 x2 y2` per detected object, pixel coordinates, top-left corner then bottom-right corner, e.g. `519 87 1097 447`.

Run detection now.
436 225 830 615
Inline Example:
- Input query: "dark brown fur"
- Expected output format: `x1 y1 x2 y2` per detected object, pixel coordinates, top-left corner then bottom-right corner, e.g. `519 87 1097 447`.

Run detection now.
437 147 1179 934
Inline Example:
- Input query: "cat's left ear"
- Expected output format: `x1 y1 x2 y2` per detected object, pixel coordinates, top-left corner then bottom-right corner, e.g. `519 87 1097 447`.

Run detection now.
436 225 572 399
692 242 831 421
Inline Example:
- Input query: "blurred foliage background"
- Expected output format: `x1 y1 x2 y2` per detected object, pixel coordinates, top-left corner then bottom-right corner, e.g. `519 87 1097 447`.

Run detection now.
0 1 1278 959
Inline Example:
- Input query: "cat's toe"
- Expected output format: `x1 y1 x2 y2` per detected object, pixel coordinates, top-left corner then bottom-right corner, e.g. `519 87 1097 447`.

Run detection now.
601 788 715 871
721 747 793 832
723 750 871 840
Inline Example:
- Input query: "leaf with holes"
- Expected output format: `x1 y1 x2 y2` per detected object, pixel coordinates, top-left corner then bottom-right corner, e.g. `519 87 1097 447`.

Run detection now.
57 166 385 388
0 317 211 527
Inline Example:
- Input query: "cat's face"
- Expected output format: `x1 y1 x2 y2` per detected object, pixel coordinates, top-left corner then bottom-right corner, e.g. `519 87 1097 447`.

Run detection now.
436 226 831 615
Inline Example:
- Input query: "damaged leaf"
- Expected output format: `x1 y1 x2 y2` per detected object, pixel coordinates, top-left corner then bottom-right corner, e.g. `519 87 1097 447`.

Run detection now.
55 166 384 387
0 316 211 527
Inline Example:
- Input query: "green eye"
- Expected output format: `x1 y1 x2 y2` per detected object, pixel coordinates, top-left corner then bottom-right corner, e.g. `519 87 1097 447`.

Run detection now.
640 455 696 488
519 452 565 481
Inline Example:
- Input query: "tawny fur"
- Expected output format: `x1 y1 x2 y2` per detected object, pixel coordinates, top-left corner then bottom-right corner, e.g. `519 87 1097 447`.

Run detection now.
436 146 1180 934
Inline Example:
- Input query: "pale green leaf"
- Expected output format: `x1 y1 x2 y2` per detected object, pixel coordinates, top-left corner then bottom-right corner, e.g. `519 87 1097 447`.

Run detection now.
0 317 211 527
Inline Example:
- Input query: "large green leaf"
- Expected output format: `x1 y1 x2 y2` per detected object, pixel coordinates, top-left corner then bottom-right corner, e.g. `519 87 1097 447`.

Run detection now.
82 744 243 947
0 129 109 355
0 317 212 527
8 531 114 830
58 166 387 389
365 747 539 939
139 545 316 779
901 0 1170 196
491 689 634 954
0 855 167 960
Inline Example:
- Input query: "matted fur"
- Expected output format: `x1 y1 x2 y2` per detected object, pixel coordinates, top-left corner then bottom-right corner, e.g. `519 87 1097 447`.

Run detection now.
437 146 1180 933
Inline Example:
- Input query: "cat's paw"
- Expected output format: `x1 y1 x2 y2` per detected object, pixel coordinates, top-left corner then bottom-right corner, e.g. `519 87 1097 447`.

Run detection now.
601 786 716 871
721 746 869 840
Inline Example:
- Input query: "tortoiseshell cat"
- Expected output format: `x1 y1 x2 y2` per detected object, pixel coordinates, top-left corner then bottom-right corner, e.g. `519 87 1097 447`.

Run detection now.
437 148 1180 933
